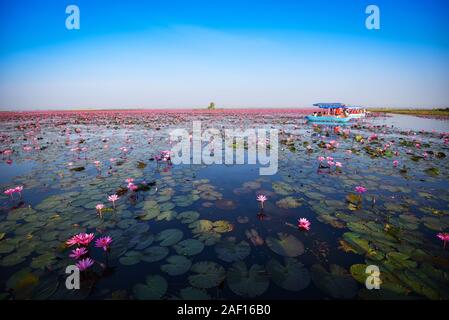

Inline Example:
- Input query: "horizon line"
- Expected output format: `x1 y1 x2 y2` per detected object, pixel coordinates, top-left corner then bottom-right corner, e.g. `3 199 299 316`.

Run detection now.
0 106 446 113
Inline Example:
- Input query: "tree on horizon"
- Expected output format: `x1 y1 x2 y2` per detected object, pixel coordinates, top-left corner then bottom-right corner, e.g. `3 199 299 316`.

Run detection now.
207 102 216 110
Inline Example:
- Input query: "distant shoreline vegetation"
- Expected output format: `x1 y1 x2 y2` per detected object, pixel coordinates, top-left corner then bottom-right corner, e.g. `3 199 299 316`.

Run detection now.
369 108 449 117
1 107 448 117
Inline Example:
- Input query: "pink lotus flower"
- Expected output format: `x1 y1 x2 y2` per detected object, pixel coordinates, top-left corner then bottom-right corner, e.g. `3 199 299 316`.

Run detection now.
96 204 105 217
94 160 101 166
66 236 79 247
4 188 15 199
437 232 449 248
317 156 325 162
326 156 334 161
327 160 335 166
297 218 311 231
127 183 138 191
125 178 134 184
256 195 267 208
161 150 171 160
76 258 94 271
415 143 421 148
355 186 367 194
95 236 113 251
393 160 399 167
77 233 95 246
335 162 342 168
108 194 119 208
14 186 23 197
66 233 95 247
69 247 88 259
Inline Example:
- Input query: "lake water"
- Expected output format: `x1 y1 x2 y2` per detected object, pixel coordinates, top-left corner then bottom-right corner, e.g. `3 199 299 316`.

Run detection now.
0 110 448 300
369 114 449 132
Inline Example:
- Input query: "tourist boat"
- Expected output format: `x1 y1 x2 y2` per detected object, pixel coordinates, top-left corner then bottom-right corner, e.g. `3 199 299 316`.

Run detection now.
306 103 352 123
306 103 366 123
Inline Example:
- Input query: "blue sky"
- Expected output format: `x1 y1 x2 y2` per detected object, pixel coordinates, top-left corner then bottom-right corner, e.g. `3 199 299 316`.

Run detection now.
0 0 448 110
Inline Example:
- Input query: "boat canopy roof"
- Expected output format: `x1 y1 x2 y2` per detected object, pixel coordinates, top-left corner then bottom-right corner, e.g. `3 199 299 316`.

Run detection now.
313 103 364 109
313 103 345 109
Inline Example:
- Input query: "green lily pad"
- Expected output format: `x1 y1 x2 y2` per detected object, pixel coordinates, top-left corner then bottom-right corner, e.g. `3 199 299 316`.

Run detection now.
227 261 269 297
6 268 39 299
119 251 142 266
189 220 213 233
215 238 251 262
177 211 200 224
173 239 204 256
349 264 369 284
141 246 169 263
266 258 310 291
161 255 192 276
156 195 172 202
422 216 449 231
212 220 233 233
276 197 302 209
133 275 168 300
215 199 238 210
188 261 226 289
131 234 154 250
155 229 183 246
1 252 27 267
424 167 439 177
266 233 304 257
194 231 222 246
351 264 409 295
342 232 371 255
159 202 175 211
0 239 15 254
242 181 261 190
272 182 295 195
385 252 417 269
156 210 178 221
30 253 56 269
311 264 358 299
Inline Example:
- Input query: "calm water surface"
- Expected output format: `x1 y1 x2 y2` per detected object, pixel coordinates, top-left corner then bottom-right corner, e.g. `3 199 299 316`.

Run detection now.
0 111 448 300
